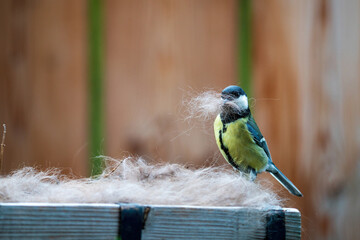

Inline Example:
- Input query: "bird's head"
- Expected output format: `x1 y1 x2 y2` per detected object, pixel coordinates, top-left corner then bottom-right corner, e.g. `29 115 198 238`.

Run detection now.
221 85 249 113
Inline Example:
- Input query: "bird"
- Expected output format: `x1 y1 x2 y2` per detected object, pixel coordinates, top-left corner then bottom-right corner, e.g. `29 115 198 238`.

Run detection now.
214 85 303 197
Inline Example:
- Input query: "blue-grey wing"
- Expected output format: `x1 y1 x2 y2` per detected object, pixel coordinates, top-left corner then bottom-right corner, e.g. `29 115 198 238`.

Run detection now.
246 114 272 161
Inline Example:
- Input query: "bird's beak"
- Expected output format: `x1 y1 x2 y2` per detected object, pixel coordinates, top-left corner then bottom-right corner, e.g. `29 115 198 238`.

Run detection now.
222 99 229 104
221 97 239 110
221 98 232 108
221 95 230 104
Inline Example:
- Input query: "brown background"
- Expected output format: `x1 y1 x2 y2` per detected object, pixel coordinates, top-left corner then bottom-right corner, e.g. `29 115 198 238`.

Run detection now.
1 0 359 239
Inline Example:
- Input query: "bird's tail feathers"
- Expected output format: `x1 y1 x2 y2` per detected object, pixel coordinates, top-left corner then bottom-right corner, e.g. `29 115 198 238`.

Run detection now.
267 163 303 197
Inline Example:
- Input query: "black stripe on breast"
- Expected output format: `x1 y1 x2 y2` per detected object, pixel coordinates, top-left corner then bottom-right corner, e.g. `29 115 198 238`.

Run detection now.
220 108 250 124
219 129 239 170
222 123 227 133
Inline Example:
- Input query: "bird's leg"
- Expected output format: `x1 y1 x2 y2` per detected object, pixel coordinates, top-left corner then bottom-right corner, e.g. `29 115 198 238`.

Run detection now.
248 168 257 181
239 167 257 181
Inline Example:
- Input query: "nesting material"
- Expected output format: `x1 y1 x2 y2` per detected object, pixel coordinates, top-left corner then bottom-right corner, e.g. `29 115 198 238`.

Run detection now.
182 89 246 125
0 90 282 207
0 157 281 207
183 90 222 121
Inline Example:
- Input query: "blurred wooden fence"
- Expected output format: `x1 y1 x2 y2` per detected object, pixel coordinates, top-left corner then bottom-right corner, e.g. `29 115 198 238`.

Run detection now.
0 0 236 175
253 0 360 239
0 0 87 175
0 0 359 239
104 0 236 168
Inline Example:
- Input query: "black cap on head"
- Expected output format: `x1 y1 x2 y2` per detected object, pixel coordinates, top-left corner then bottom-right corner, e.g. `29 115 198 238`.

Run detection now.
221 85 246 99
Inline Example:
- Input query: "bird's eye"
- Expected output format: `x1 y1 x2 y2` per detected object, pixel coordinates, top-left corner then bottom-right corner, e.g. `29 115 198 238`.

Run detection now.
230 91 240 98
221 94 235 101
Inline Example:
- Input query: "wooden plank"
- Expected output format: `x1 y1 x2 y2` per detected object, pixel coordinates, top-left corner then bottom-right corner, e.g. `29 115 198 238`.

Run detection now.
143 206 265 239
143 206 300 240
0 0 87 176
253 0 360 238
284 208 302 240
0 203 301 239
0 203 119 240
104 0 237 166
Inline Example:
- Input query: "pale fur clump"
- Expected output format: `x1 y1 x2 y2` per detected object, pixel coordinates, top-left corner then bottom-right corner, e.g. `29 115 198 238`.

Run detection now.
183 90 248 123
0 157 282 207
183 90 222 121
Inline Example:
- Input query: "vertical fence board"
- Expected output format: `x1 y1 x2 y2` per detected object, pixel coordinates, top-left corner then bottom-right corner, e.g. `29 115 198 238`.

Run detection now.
0 0 87 175
253 0 360 239
105 0 237 165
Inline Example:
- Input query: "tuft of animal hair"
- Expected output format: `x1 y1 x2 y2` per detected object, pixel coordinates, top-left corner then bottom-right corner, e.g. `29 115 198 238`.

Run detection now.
183 90 222 121
183 89 252 123
0 157 282 207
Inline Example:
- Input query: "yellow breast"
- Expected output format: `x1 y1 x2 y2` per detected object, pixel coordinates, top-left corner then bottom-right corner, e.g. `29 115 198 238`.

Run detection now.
214 114 268 172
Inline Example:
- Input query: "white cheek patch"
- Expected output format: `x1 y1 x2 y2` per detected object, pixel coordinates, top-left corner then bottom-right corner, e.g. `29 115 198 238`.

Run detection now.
235 95 248 110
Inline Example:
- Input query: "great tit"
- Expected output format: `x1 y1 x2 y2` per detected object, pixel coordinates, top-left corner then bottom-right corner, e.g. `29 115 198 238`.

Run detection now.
214 85 303 197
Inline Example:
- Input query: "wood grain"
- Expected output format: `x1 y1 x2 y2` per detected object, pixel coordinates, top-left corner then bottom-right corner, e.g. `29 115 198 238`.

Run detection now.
0 0 87 175
143 206 300 240
0 203 119 239
253 0 360 239
104 0 237 166
0 203 301 240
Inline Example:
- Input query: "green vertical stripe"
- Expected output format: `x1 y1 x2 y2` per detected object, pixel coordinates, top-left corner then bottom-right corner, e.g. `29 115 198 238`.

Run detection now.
237 0 252 97
88 0 104 176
